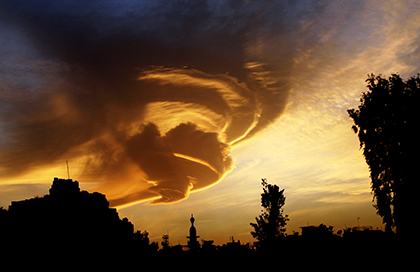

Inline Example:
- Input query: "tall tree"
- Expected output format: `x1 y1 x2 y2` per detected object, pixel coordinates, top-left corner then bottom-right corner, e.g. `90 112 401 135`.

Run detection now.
348 74 419 235
250 179 289 247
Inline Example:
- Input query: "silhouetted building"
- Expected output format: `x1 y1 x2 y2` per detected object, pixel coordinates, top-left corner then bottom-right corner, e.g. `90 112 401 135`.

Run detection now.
187 214 200 251
49 177 80 196
6 177 134 256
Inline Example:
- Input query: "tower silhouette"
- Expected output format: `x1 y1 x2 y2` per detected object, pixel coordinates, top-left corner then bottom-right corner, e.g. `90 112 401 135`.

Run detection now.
187 214 200 251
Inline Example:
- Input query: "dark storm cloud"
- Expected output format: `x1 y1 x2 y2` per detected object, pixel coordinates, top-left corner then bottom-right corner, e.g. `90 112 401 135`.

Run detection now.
0 0 343 205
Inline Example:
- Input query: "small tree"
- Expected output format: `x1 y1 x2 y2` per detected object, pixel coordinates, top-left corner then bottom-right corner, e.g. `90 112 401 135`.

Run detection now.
250 179 289 247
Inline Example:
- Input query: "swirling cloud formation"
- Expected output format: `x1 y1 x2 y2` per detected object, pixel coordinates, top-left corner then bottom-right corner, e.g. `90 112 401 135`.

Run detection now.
83 68 261 205
0 0 295 206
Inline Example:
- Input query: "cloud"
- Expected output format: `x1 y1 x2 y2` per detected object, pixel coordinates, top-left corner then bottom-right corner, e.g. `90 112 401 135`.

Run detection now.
0 0 298 206
119 122 233 205
5 0 417 207
0 64 259 206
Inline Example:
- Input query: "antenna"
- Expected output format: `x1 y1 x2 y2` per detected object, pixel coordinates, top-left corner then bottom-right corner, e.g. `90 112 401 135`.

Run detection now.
66 160 70 179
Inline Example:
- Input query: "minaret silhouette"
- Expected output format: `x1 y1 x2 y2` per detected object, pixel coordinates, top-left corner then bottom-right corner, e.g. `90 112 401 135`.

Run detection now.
187 214 200 251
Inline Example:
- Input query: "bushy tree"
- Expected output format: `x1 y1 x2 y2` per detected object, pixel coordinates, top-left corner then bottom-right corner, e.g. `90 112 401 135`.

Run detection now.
348 73 419 235
250 179 289 247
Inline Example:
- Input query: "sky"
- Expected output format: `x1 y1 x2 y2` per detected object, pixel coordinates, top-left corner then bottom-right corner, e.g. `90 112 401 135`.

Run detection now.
1 0 420 245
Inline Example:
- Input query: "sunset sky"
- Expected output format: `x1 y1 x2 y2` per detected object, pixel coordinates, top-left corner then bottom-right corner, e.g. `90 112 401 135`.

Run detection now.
1 0 419 245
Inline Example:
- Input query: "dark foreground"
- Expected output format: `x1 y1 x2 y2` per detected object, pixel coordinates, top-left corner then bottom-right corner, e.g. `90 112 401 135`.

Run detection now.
0 178 414 269
1 234 414 271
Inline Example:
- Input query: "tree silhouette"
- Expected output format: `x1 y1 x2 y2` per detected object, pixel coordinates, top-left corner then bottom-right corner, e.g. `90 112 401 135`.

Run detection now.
250 179 289 247
348 73 419 236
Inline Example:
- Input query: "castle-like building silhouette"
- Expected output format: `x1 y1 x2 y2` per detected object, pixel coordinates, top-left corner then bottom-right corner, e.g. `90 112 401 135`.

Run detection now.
4 178 134 256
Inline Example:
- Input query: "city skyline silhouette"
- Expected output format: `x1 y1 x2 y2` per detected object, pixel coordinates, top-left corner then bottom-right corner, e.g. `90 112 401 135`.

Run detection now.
0 177 396 247
0 178 397 246
2 176 410 272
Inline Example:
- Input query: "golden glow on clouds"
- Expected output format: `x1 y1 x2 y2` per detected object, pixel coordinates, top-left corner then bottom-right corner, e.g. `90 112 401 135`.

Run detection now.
144 101 226 136
173 153 219 175
138 69 261 145
1 66 262 207
1 0 420 244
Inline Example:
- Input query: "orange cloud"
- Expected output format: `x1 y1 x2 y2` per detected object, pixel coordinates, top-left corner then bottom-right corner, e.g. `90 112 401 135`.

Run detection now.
0 66 266 207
